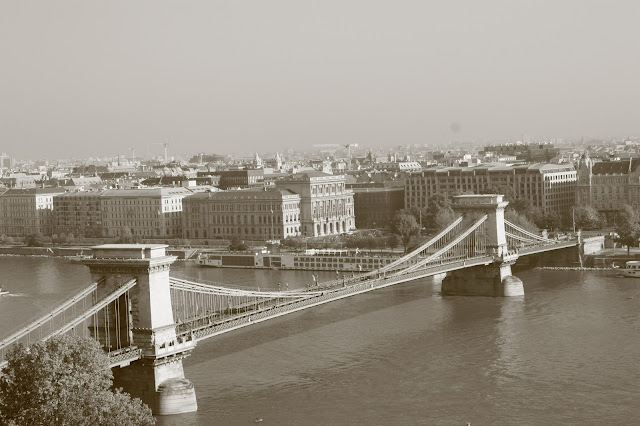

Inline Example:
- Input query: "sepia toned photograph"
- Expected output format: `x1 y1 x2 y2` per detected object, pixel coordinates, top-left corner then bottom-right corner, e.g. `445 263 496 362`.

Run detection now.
0 1 638 424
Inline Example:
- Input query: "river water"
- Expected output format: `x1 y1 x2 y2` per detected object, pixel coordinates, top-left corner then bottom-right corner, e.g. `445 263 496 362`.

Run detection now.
0 258 638 425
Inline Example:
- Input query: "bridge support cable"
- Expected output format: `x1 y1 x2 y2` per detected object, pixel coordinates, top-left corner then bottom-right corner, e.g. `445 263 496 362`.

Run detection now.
398 215 488 275
169 277 322 298
0 279 103 365
504 220 555 243
367 216 464 277
169 277 321 333
1 278 139 367
173 255 497 344
505 232 542 248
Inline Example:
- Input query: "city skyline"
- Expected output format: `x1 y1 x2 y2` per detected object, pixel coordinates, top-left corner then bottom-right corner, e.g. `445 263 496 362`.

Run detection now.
2 1 639 159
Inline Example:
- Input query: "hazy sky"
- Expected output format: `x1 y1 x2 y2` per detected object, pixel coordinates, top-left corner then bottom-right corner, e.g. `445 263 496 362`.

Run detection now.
1 1 639 159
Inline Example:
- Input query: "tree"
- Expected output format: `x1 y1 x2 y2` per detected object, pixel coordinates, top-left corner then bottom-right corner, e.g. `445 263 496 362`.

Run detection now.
505 209 538 234
57 233 67 245
25 232 44 247
391 211 421 253
433 208 457 232
615 204 640 254
229 236 248 251
66 233 76 245
534 210 562 231
424 193 455 232
116 228 135 244
0 235 14 245
386 234 401 250
509 197 534 215
0 335 155 426
573 206 603 231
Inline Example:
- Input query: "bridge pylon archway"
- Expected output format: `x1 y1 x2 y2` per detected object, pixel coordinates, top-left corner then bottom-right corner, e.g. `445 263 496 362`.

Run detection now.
442 195 524 297
82 244 197 415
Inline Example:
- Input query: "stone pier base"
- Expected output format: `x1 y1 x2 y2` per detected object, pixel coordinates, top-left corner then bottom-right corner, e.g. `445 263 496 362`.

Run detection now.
441 263 524 297
112 359 197 415
157 378 198 415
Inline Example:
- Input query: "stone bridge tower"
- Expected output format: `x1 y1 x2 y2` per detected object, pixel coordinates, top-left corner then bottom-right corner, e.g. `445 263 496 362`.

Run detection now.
441 195 524 297
83 244 197 415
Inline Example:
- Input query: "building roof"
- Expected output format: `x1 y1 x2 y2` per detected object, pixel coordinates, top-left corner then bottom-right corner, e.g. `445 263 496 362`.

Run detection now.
0 187 66 196
55 191 106 198
185 188 299 201
102 187 193 198
416 162 575 176
70 177 102 185
592 159 640 175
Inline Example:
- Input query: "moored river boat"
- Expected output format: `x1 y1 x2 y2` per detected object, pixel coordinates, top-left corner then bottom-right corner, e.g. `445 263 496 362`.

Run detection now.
620 261 640 277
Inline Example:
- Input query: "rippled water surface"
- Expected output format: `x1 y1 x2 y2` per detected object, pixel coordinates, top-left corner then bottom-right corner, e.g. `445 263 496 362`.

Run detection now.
1 258 639 425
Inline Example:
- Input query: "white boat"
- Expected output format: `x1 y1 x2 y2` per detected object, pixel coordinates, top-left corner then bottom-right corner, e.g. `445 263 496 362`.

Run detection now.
0 287 8 296
620 261 640 277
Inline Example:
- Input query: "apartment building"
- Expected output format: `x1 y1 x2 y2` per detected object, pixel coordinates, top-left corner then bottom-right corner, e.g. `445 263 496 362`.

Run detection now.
182 188 301 241
576 152 640 222
405 163 576 214
0 188 66 236
101 188 192 239
53 191 105 238
276 171 355 237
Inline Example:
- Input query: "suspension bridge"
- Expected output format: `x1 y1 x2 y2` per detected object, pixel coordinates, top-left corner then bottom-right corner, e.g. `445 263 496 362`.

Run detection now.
0 195 580 415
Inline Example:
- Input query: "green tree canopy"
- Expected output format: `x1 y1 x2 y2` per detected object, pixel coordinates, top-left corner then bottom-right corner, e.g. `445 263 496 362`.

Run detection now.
533 210 562 231
505 209 538 234
615 204 640 254
573 205 604 231
424 193 456 232
229 236 248 251
25 232 44 247
391 210 421 253
0 335 155 426
116 228 141 244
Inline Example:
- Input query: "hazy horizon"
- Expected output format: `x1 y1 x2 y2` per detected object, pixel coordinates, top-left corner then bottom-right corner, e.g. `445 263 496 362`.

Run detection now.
2 1 639 159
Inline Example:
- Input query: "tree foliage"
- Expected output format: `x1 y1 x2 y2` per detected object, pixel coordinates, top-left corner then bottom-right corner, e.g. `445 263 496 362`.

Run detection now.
0 335 154 426
391 210 421 253
25 232 44 247
533 210 562 231
573 205 604 231
116 228 141 244
424 193 456 232
229 236 248 251
505 209 538 234
614 204 640 254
